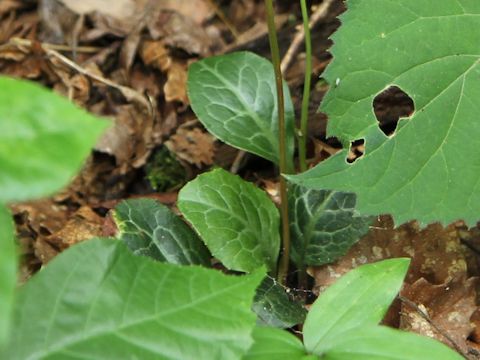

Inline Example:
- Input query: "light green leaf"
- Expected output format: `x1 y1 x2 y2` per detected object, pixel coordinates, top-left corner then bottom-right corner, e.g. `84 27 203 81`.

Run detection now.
288 184 372 268
252 276 306 328
303 258 410 354
187 51 295 171
6 238 264 360
243 327 316 360
114 198 210 266
318 325 463 360
0 76 107 203
0 206 15 347
178 168 280 272
287 1 480 226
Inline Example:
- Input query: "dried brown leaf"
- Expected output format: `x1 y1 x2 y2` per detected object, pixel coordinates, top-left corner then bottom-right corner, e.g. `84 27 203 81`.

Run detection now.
165 127 216 167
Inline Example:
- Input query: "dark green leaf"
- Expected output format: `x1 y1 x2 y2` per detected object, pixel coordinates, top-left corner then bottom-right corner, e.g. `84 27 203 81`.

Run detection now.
0 206 15 347
289 184 372 268
114 198 210 266
187 51 295 171
252 276 306 328
178 168 280 272
318 325 463 360
0 76 107 203
243 327 316 360
303 258 410 354
6 239 264 360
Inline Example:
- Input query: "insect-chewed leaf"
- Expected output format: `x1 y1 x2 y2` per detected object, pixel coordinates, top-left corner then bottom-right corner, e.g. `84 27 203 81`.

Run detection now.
287 1 480 226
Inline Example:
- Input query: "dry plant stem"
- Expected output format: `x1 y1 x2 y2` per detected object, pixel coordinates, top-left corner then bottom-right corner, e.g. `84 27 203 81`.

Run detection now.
265 0 291 284
280 0 335 73
298 0 312 173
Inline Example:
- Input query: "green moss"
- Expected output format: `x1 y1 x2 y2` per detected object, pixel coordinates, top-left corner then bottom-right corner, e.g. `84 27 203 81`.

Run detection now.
146 147 186 191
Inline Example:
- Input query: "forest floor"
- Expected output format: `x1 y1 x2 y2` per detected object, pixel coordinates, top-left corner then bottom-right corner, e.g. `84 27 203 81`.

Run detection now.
2 0 480 357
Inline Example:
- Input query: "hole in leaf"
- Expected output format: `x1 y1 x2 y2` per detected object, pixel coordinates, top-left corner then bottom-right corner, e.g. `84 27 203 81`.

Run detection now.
373 86 414 136
347 139 365 163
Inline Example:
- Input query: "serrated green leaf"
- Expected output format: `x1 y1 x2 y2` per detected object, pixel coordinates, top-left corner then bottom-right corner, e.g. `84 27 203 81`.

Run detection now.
0 205 15 347
114 198 210 266
243 327 316 360
252 276 306 328
187 51 295 171
6 238 264 360
178 168 280 273
288 184 372 268
0 76 107 203
303 258 410 354
318 325 462 360
287 1 480 226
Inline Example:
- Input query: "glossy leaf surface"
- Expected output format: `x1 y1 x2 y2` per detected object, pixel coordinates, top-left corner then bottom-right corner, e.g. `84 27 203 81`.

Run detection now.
188 51 295 170
178 168 280 272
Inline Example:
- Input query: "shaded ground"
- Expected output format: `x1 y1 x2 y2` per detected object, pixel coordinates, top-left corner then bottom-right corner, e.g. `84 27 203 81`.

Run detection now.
2 0 480 357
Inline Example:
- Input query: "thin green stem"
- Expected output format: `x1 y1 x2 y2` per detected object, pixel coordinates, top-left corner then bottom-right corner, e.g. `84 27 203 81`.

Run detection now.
264 0 291 284
299 0 312 173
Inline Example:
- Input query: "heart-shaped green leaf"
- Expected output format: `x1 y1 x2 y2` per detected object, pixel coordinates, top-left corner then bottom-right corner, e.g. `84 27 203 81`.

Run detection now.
289 184 372 268
0 206 15 347
317 325 462 360
114 198 210 266
243 327 316 360
287 2 480 226
178 168 280 273
6 239 264 360
188 51 295 171
303 258 410 354
252 276 306 328
0 77 107 203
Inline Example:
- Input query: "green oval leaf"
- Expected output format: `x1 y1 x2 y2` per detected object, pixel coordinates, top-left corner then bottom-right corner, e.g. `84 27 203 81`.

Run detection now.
303 258 410 354
178 168 280 273
114 198 210 266
287 2 480 226
187 51 295 170
319 325 463 360
0 76 107 203
0 206 15 347
6 239 264 360
288 184 372 268
243 327 316 360
252 276 306 328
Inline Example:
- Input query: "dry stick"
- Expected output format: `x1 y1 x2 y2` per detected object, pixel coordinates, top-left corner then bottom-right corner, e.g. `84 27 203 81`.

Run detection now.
265 0 292 285
13 39 152 110
398 295 467 358
206 0 240 39
9 37 101 53
280 0 335 73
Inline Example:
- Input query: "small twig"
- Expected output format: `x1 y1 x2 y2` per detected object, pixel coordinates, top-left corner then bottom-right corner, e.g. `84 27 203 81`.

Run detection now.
399 295 467 358
230 150 247 174
206 0 240 39
280 0 335 73
10 37 100 53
